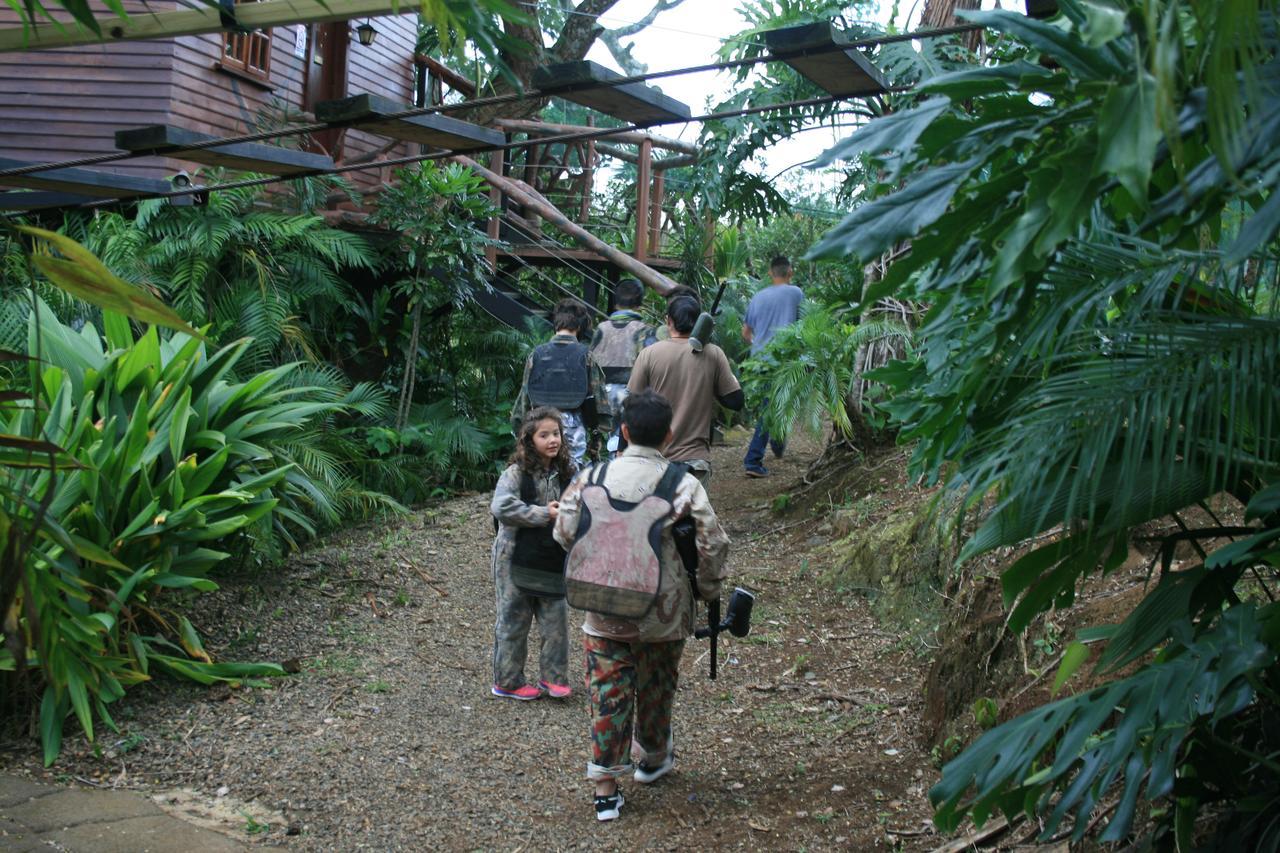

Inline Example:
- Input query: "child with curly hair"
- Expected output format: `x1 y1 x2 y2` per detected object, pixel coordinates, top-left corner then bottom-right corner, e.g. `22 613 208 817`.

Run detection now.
489 406 577 700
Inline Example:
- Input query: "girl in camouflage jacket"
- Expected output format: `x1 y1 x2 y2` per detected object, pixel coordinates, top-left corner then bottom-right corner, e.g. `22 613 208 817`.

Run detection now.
490 406 577 700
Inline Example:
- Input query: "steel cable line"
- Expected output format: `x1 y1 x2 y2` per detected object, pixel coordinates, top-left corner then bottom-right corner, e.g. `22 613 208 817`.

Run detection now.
0 21 981 179
4 92 858 214
495 210 616 298
487 222 607 319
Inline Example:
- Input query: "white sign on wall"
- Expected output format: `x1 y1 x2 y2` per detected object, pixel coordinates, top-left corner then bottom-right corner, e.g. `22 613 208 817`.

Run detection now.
294 25 308 59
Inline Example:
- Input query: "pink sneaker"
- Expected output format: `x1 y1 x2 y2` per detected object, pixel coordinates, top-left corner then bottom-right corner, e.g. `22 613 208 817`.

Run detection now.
492 683 540 700
539 680 571 699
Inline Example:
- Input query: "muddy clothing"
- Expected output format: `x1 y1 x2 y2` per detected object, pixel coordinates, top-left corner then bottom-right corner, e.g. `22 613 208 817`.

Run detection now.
555 445 729 642
584 635 683 780
556 444 728 782
628 339 740 465
590 310 652 387
511 332 610 467
490 463 569 689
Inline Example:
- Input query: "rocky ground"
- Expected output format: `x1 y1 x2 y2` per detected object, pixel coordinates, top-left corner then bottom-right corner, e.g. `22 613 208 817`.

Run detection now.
1 428 949 851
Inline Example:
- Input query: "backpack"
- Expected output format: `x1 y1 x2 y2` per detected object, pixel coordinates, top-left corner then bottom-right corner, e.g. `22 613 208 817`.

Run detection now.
527 340 590 410
591 316 648 384
509 472 567 598
563 461 687 618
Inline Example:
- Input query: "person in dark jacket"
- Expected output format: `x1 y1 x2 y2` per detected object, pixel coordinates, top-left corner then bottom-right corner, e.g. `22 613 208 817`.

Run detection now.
511 299 610 466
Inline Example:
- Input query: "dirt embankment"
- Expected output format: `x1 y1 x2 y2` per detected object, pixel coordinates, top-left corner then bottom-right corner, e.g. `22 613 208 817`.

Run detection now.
2 428 957 851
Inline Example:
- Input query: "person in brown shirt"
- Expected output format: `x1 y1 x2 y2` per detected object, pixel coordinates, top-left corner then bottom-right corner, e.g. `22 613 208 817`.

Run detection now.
627 295 743 481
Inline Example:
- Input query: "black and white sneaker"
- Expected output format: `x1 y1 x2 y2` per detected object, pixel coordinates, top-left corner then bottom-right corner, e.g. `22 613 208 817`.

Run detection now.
634 753 674 784
594 789 624 821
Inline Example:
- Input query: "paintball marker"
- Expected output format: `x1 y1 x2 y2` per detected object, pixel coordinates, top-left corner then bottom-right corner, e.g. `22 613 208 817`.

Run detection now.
694 587 755 679
674 517 755 679
689 277 731 353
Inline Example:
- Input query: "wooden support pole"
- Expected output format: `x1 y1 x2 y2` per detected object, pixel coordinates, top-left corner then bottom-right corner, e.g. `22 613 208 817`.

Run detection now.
649 171 665 257
486 148 503 272
635 137 652 261
453 155 680 297
493 119 698 155
580 117 594 223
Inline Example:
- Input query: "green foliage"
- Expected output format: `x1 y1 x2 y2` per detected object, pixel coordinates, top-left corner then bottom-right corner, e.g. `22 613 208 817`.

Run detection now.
741 309 911 441
1 304 377 762
809 0 1280 843
63 182 377 373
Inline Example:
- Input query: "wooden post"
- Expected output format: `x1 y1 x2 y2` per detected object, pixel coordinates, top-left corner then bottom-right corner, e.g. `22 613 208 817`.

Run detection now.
635 137 652 261
486 147 503 272
649 171 665 257
452 154 681 297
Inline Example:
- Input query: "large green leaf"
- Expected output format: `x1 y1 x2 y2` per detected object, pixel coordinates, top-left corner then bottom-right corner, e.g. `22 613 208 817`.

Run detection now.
808 157 982 262
1094 75 1161 202
18 226 200 337
812 97 952 166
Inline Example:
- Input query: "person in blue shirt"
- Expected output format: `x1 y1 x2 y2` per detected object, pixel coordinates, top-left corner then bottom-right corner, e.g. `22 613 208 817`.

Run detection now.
741 256 804 478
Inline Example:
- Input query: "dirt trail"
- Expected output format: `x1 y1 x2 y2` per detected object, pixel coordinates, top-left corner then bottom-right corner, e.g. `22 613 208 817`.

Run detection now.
1 428 942 851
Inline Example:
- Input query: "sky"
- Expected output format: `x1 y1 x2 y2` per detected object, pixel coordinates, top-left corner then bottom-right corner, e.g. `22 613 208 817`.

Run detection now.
575 0 1010 190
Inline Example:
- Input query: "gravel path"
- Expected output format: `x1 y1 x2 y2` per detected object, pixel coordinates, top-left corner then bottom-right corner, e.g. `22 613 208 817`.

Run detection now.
1 428 941 851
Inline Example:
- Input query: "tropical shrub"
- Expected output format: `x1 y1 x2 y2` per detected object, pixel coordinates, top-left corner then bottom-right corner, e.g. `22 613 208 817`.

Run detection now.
740 308 911 444
810 0 1280 844
2 301 376 763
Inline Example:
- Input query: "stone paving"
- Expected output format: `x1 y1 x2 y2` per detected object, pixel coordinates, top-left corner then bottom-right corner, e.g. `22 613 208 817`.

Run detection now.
0 775 245 852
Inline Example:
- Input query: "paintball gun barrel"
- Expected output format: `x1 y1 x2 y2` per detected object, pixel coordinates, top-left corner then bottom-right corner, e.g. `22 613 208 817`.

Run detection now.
694 588 755 679
689 277 731 353
674 518 756 679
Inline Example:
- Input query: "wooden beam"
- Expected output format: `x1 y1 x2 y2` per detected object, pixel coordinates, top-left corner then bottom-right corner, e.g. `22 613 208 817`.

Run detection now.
764 23 889 98
485 148 503 271
413 54 476 97
0 156 181 198
315 93 503 150
635 137 651 261
493 119 697 155
453 154 680 297
532 61 691 125
0 0 408 53
0 190 95 210
649 171 664 256
595 143 697 170
1025 0 1058 17
115 125 333 175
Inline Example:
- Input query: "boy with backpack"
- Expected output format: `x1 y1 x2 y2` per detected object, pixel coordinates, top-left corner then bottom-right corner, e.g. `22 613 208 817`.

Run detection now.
553 390 731 821
511 299 610 466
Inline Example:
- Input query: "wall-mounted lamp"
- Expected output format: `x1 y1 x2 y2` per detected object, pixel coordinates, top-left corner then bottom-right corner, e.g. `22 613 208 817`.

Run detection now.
355 20 377 47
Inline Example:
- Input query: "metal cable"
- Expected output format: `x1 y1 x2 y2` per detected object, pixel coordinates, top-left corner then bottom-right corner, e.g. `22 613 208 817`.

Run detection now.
0 21 979 179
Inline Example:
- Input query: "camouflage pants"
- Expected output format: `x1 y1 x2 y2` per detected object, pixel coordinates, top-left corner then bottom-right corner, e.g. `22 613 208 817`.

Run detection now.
562 409 588 468
584 635 685 780
492 557 569 689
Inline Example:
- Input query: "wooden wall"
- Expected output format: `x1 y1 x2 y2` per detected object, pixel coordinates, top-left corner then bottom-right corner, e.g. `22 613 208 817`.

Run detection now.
0 4 424 196
0 2 175 179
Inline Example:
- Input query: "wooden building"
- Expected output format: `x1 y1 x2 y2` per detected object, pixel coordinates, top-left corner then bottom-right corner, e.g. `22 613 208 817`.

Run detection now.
0 0 430 192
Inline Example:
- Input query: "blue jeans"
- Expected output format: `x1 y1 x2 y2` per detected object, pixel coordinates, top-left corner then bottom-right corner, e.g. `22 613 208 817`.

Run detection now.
743 419 785 472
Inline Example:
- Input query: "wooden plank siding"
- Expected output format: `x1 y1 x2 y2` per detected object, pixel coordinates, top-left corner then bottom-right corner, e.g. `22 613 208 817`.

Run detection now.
0 3 425 197
0 2 176 180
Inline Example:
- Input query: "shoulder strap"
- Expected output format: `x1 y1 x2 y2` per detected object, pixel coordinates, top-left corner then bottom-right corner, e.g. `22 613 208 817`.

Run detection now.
653 462 688 502
589 461 610 486
519 470 538 503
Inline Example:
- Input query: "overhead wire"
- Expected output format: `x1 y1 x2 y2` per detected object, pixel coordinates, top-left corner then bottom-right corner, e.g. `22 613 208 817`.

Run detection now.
0 20 983 180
